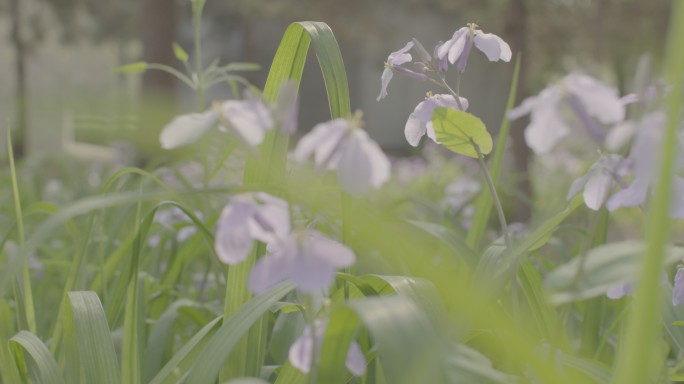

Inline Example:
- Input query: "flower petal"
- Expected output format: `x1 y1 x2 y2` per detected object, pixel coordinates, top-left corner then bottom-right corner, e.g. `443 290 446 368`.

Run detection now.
674 269 684 306
160 110 218 149
337 131 382 195
387 41 414 66
473 32 512 62
606 178 649 211
523 87 569 154
215 199 258 264
404 113 427 147
346 341 367 376
565 73 624 124
438 27 469 64
248 246 294 294
377 68 393 101
220 98 273 146
288 325 314 373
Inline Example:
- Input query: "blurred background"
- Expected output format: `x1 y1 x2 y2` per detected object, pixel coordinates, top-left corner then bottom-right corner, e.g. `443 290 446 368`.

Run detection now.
0 0 672 219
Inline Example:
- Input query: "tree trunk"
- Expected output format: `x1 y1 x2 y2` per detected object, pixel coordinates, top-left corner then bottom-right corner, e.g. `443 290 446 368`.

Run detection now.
505 0 533 222
10 0 27 159
140 0 178 94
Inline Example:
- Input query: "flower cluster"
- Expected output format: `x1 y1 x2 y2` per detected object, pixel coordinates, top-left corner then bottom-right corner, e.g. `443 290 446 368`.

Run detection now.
214 192 365 375
377 23 511 150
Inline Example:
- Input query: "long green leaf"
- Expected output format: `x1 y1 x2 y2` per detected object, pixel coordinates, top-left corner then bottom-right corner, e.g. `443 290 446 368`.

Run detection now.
611 3 684 383
545 241 684 305
187 282 295 383
0 300 21 383
148 316 223 384
10 331 65 384
66 291 120 384
225 20 350 380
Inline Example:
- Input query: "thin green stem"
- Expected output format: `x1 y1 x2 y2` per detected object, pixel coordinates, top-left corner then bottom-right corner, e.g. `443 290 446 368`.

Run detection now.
7 126 36 334
472 139 512 250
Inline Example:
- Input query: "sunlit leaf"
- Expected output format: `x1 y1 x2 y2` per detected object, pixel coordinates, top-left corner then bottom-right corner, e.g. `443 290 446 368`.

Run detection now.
117 62 148 74
173 42 189 63
432 107 492 158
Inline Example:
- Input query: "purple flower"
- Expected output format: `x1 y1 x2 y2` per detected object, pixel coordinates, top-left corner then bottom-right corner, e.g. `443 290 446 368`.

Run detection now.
294 117 390 195
248 230 356 294
377 41 428 101
160 110 219 150
605 112 684 217
218 92 275 146
404 94 469 146
214 193 290 265
437 24 511 73
289 319 366 376
509 73 625 154
566 154 628 210
673 268 684 306
606 282 635 300
160 83 298 149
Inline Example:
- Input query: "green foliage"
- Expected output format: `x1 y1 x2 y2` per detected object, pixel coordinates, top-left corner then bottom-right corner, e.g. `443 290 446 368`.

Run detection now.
431 107 493 158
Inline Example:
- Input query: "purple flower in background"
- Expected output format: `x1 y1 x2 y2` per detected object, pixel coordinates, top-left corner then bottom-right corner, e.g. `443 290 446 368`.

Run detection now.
377 41 428 101
248 230 356 294
218 92 275 146
606 282 635 300
294 117 390 195
673 268 684 306
289 319 366 376
605 112 684 217
566 154 628 210
215 193 290 265
404 94 469 146
160 83 298 149
509 73 625 154
160 110 219 149
437 24 511 73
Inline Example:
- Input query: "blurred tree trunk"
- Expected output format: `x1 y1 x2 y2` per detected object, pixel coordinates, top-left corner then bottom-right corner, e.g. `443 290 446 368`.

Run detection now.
137 0 178 156
504 0 532 222
10 0 27 159
140 0 177 93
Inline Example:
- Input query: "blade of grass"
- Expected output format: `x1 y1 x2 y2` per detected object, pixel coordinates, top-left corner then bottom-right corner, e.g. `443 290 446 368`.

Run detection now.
611 3 684 383
223 21 351 380
7 126 36 334
0 300 22 383
10 330 65 384
66 291 120 384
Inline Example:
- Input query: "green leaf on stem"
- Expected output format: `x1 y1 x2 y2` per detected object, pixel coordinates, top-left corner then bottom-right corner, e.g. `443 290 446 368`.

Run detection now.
173 42 189 63
117 62 148 74
431 107 492 158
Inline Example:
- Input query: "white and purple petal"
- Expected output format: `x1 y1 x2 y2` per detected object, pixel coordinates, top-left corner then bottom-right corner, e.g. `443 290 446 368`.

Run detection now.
160 110 219 149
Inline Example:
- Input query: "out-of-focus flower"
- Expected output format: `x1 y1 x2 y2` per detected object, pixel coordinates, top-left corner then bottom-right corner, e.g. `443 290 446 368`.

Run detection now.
566 154 628 211
289 319 366 376
509 73 625 154
215 193 290 265
673 268 684 306
377 41 428 101
248 230 355 294
437 24 511 73
405 94 469 147
160 82 298 149
444 178 481 210
160 110 219 149
605 112 684 217
606 282 635 300
294 116 390 195
607 273 667 300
